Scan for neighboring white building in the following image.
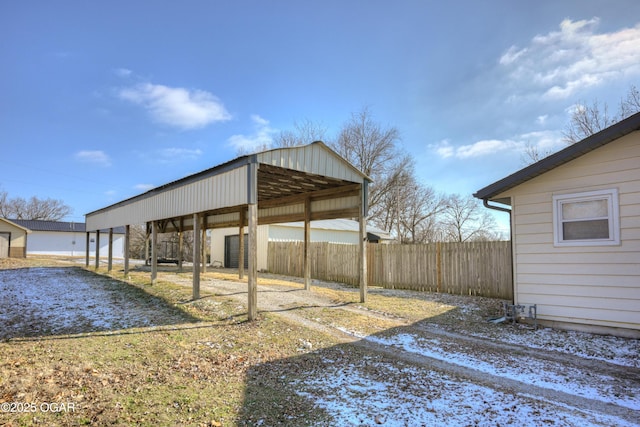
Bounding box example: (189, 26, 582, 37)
(10, 220, 125, 258)
(210, 219, 392, 270)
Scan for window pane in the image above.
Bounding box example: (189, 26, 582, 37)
(563, 219, 609, 240)
(562, 199, 608, 220)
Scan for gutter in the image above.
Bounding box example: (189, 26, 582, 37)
(482, 198, 511, 214)
(482, 199, 515, 304)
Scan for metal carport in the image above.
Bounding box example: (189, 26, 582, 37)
(85, 142, 370, 320)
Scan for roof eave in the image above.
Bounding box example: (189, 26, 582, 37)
(474, 111, 640, 201)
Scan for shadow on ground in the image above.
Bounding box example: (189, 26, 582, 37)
(0, 266, 200, 340)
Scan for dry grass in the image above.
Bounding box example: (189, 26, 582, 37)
(0, 257, 505, 426)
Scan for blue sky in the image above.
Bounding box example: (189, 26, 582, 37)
(2, 1, 640, 232)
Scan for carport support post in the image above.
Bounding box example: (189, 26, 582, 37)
(94, 231, 100, 270)
(201, 217, 207, 273)
(151, 221, 158, 285)
(192, 213, 200, 300)
(359, 184, 368, 303)
(248, 203, 258, 320)
(304, 197, 311, 290)
(238, 208, 245, 280)
(124, 225, 130, 277)
(85, 232, 90, 267)
(178, 218, 184, 272)
(107, 228, 114, 272)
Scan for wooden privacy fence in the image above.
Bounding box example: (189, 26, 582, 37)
(267, 241, 513, 300)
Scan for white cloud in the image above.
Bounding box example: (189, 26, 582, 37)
(536, 115, 548, 125)
(134, 183, 154, 192)
(500, 18, 640, 100)
(118, 82, 231, 130)
(157, 147, 203, 162)
(432, 139, 521, 159)
(456, 139, 519, 159)
(520, 129, 564, 152)
(430, 140, 454, 158)
(227, 115, 278, 154)
(114, 68, 132, 78)
(75, 150, 111, 167)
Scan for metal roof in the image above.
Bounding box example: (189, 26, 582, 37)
(85, 141, 371, 232)
(10, 219, 125, 234)
(474, 111, 640, 204)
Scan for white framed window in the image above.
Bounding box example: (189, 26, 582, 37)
(553, 189, 620, 246)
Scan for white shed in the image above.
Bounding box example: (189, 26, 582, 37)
(475, 112, 640, 338)
(210, 219, 392, 270)
(10, 220, 125, 258)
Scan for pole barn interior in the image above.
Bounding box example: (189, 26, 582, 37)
(85, 142, 371, 320)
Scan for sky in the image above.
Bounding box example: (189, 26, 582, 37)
(2, 1, 640, 232)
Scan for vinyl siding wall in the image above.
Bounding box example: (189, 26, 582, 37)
(501, 132, 640, 331)
(0, 221, 27, 258)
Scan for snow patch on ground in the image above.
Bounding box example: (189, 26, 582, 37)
(0, 267, 189, 339)
(292, 354, 637, 427)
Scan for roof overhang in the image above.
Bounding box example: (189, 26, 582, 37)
(474, 111, 640, 204)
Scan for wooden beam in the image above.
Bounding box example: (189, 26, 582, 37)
(124, 225, 130, 277)
(257, 207, 360, 227)
(304, 196, 311, 290)
(359, 185, 368, 303)
(238, 207, 245, 279)
(258, 183, 360, 208)
(151, 221, 158, 285)
(201, 215, 207, 273)
(85, 232, 90, 267)
(248, 202, 258, 321)
(107, 228, 114, 272)
(178, 218, 184, 272)
(193, 213, 201, 300)
(94, 231, 100, 270)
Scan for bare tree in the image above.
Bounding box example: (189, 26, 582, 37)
(0, 190, 72, 220)
(619, 84, 640, 118)
(375, 169, 446, 243)
(564, 84, 640, 144)
(563, 100, 618, 144)
(521, 141, 553, 165)
(274, 118, 328, 148)
(439, 194, 498, 242)
(331, 106, 408, 228)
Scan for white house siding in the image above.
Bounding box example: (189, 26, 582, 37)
(27, 231, 125, 258)
(501, 132, 640, 332)
(210, 226, 269, 270)
(210, 222, 364, 271)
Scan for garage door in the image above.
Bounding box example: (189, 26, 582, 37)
(224, 234, 248, 269)
(0, 232, 9, 258)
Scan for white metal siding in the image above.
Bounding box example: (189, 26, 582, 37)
(87, 167, 247, 230)
(501, 132, 640, 330)
(257, 143, 365, 183)
(269, 225, 359, 244)
(27, 231, 124, 258)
